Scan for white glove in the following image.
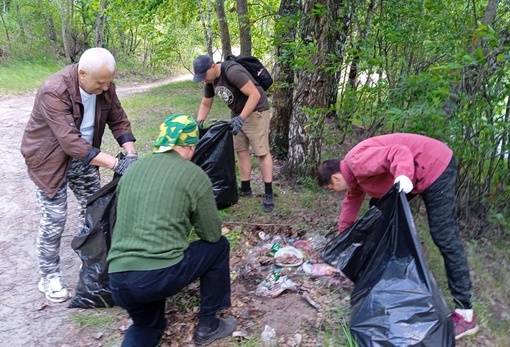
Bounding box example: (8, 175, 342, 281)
(394, 175, 413, 194)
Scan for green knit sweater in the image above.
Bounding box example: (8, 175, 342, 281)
(107, 151, 222, 273)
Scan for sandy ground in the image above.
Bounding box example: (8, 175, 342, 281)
(0, 75, 191, 347)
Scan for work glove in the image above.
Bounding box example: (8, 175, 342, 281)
(197, 120, 205, 130)
(229, 115, 244, 136)
(114, 153, 138, 176)
(394, 175, 413, 194)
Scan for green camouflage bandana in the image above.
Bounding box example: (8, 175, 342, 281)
(153, 114, 199, 153)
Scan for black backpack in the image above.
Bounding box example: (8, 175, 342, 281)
(223, 54, 273, 91)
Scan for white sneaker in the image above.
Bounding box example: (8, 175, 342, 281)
(38, 274, 71, 303)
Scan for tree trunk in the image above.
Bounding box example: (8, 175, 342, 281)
(237, 0, 251, 55)
(347, 0, 376, 89)
(287, 0, 350, 177)
(0, 10, 11, 54)
(59, 0, 72, 62)
(270, 0, 299, 159)
(198, 0, 214, 56)
(14, 3, 25, 40)
(95, 0, 109, 47)
(215, 0, 232, 59)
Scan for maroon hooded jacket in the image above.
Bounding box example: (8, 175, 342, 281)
(338, 133, 453, 232)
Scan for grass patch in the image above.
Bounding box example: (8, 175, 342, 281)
(0, 60, 63, 95)
(71, 309, 118, 329)
(318, 295, 358, 346)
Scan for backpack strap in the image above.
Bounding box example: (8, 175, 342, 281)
(220, 61, 236, 87)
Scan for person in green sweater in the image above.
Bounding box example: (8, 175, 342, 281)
(107, 114, 236, 346)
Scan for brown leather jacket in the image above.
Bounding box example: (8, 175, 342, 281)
(20, 64, 135, 198)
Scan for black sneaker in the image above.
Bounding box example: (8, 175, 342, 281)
(238, 188, 252, 197)
(263, 194, 274, 212)
(194, 316, 237, 345)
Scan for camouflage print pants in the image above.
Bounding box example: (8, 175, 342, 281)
(35, 159, 101, 276)
(421, 157, 472, 308)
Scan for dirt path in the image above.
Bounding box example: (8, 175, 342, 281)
(0, 74, 191, 347)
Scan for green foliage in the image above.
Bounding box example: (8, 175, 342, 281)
(337, 0, 510, 233)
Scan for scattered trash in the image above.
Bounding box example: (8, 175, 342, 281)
(306, 232, 328, 249)
(271, 268, 281, 281)
(260, 324, 277, 346)
(258, 231, 270, 240)
(293, 239, 313, 251)
(301, 261, 339, 276)
(232, 330, 251, 340)
(284, 333, 302, 347)
(267, 242, 282, 257)
(301, 292, 321, 310)
(255, 275, 299, 298)
(274, 246, 304, 267)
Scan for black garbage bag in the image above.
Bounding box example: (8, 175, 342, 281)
(68, 175, 120, 308)
(322, 185, 455, 347)
(192, 121, 238, 209)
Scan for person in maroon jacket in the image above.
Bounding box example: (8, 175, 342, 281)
(21, 47, 137, 303)
(317, 133, 478, 340)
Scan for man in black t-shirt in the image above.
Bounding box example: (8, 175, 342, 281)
(192, 54, 275, 212)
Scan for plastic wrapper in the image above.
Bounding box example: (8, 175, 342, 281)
(322, 185, 455, 346)
(192, 121, 238, 209)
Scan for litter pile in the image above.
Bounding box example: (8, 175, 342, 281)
(222, 227, 353, 346)
(241, 232, 346, 299)
(152, 226, 354, 346)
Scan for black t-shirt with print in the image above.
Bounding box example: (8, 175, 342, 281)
(204, 61, 269, 115)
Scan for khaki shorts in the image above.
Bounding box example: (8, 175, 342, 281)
(234, 110, 270, 156)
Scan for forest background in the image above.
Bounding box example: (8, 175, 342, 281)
(0, 0, 509, 346)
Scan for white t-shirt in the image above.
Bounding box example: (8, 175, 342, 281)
(79, 87, 97, 144)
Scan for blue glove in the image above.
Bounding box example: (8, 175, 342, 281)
(114, 154, 138, 175)
(229, 115, 244, 135)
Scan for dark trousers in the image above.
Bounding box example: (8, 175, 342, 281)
(109, 236, 231, 347)
(421, 157, 472, 307)
(370, 157, 472, 307)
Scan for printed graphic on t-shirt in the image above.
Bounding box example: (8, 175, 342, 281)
(215, 86, 234, 105)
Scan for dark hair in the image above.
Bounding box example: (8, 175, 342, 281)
(317, 159, 341, 187)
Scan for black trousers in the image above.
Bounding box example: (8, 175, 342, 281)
(109, 236, 231, 347)
(371, 157, 472, 308)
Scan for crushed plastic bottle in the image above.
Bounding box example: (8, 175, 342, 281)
(260, 324, 277, 346)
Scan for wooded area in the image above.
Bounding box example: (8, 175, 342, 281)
(1, 0, 509, 235)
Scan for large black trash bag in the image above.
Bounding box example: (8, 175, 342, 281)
(323, 186, 455, 347)
(68, 175, 120, 308)
(192, 121, 238, 209)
